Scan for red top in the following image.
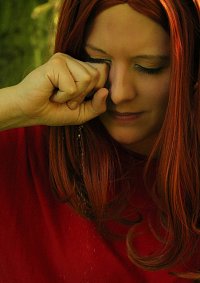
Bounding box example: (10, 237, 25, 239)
(0, 126, 197, 283)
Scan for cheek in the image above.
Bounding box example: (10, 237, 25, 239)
(137, 75, 170, 108)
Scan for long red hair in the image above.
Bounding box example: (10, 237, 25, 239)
(49, 0, 200, 279)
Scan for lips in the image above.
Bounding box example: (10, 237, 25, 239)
(110, 110, 141, 116)
(108, 110, 143, 122)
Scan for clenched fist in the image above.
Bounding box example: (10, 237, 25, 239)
(0, 52, 109, 130)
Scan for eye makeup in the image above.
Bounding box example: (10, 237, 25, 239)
(134, 64, 164, 75)
(83, 56, 112, 67)
(81, 55, 110, 101)
(85, 55, 164, 75)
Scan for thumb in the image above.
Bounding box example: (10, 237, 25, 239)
(38, 88, 109, 126)
(78, 88, 108, 123)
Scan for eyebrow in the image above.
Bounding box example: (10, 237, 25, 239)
(85, 43, 170, 61)
(85, 44, 109, 55)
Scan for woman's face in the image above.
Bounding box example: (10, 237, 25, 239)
(85, 4, 170, 155)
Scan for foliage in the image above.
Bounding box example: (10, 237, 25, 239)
(0, 0, 60, 87)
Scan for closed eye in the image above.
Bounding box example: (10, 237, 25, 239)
(83, 56, 112, 66)
(134, 64, 163, 75)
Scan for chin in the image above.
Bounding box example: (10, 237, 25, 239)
(107, 128, 146, 146)
(104, 127, 158, 155)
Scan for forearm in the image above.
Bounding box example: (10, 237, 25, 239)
(0, 85, 31, 131)
(0, 54, 108, 131)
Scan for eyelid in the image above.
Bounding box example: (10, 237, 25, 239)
(134, 64, 163, 74)
(85, 56, 112, 65)
(83, 54, 164, 75)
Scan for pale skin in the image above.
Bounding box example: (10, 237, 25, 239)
(85, 4, 171, 155)
(0, 54, 109, 130)
(0, 4, 170, 156)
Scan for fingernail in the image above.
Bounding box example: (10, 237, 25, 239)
(67, 101, 78, 109)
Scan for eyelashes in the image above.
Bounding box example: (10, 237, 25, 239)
(84, 56, 112, 67)
(84, 56, 163, 75)
(134, 64, 163, 75)
(82, 56, 110, 101)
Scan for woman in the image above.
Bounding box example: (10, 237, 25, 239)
(0, 0, 199, 282)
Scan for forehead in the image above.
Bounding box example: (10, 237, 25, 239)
(86, 4, 170, 56)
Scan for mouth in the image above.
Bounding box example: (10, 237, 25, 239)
(107, 110, 144, 122)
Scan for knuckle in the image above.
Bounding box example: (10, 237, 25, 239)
(52, 52, 63, 58)
(92, 69, 100, 80)
(50, 53, 67, 65)
(67, 86, 77, 95)
(49, 56, 62, 66)
(82, 74, 91, 84)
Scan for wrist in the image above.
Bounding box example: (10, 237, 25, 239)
(0, 85, 35, 130)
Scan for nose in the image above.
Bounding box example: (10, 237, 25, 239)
(107, 64, 137, 105)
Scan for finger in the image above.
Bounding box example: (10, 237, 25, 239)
(66, 64, 100, 109)
(50, 55, 96, 104)
(76, 60, 109, 92)
(75, 88, 109, 124)
(47, 56, 77, 103)
(66, 58, 95, 95)
(53, 59, 94, 108)
(87, 62, 109, 89)
(44, 88, 108, 126)
(67, 62, 109, 109)
(83, 62, 109, 100)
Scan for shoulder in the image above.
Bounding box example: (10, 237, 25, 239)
(0, 126, 49, 170)
(0, 126, 50, 199)
(0, 126, 48, 149)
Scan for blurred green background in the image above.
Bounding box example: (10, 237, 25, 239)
(0, 0, 60, 88)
